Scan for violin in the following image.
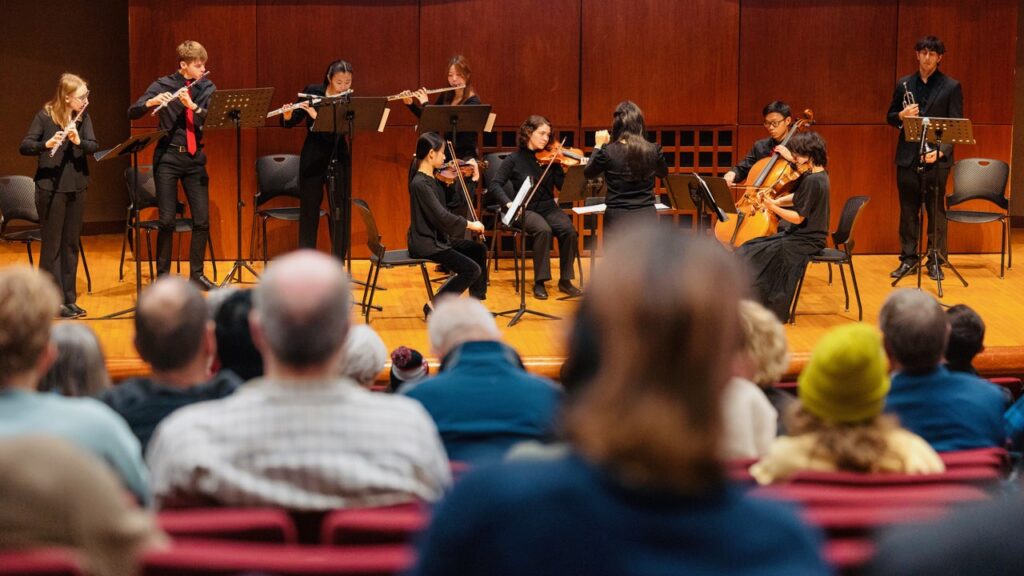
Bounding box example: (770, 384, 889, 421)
(435, 159, 488, 185)
(535, 145, 586, 166)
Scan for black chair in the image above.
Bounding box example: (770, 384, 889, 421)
(946, 158, 1011, 278)
(353, 198, 434, 323)
(249, 154, 330, 265)
(119, 166, 217, 281)
(0, 174, 91, 293)
(789, 195, 871, 324)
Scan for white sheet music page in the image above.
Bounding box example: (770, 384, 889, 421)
(503, 177, 532, 227)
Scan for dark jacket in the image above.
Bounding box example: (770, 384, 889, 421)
(886, 70, 963, 168)
(20, 110, 98, 192)
(129, 72, 216, 151)
(408, 172, 467, 257)
(280, 83, 351, 175)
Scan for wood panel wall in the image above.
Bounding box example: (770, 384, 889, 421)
(128, 0, 1017, 258)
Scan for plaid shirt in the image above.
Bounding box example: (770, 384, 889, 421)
(147, 377, 451, 510)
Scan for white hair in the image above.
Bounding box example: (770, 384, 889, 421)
(427, 296, 501, 356)
(340, 324, 388, 387)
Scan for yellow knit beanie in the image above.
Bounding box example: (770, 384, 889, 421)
(798, 323, 891, 423)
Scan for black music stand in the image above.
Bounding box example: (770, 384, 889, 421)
(665, 174, 732, 235)
(556, 165, 600, 298)
(892, 116, 975, 297)
(312, 96, 388, 267)
(96, 129, 167, 319)
(205, 87, 275, 286)
(417, 104, 493, 149)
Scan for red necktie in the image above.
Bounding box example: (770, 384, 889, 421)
(185, 79, 197, 155)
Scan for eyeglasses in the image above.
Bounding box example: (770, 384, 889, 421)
(763, 120, 786, 129)
(70, 93, 89, 103)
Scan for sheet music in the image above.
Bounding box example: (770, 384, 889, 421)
(377, 108, 390, 133)
(571, 202, 671, 215)
(503, 177, 532, 226)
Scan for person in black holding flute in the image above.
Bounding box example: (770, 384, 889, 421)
(20, 73, 98, 318)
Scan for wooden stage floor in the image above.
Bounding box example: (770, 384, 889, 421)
(4, 234, 1024, 381)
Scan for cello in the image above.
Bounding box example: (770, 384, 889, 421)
(714, 109, 815, 248)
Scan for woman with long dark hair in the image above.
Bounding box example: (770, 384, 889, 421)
(20, 73, 97, 318)
(584, 100, 668, 232)
(408, 132, 487, 315)
(281, 59, 353, 250)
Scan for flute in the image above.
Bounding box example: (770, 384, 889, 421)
(49, 102, 88, 158)
(386, 85, 464, 102)
(267, 89, 354, 118)
(151, 70, 210, 116)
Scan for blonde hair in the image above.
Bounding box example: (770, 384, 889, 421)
(44, 73, 87, 127)
(177, 40, 208, 65)
(785, 401, 904, 473)
(0, 266, 60, 380)
(737, 299, 789, 387)
(566, 224, 745, 494)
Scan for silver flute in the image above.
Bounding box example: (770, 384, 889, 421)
(151, 70, 210, 116)
(49, 102, 88, 158)
(266, 88, 354, 118)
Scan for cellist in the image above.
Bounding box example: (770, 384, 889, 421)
(736, 131, 830, 322)
(724, 101, 795, 186)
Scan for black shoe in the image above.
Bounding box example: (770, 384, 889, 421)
(67, 303, 87, 318)
(928, 264, 945, 281)
(191, 275, 217, 292)
(890, 262, 918, 278)
(558, 280, 583, 297)
(470, 292, 487, 302)
(423, 303, 433, 320)
(533, 283, 549, 300)
(57, 304, 83, 319)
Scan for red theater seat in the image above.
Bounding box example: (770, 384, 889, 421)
(788, 467, 1000, 487)
(321, 503, 427, 546)
(158, 508, 298, 543)
(752, 482, 990, 507)
(0, 548, 84, 576)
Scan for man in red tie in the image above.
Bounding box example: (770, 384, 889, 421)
(129, 40, 217, 290)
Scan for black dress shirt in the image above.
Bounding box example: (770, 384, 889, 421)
(584, 141, 668, 210)
(128, 72, 215, 150)
(408, 172, 469, 257)
(487, 148, 565, 213)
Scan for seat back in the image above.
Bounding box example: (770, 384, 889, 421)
(830, 195, 870, 250)
(0, 548, 84, 576)
(255, 154, 302, 207)
(0, 175, 40, 227)
(483, 152, 513, 206)
(123, 165, 158, 211)
(949, 158, 1010, 210)
(320, 503, 426, 546)
(353, 198, 386, 258)
(158, 508, 298, 543)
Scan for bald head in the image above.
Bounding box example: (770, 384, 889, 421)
(428, 296, 501, 357)
(254, 250, 352, 368)
(135, 276, 208, 371)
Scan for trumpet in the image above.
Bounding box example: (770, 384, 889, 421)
(266, 89, 354, 118)
(151, 70, 210, 116)
(902, 81, 916, 109)
(386, 84, 465, 102)
(49, 102, 88, 158)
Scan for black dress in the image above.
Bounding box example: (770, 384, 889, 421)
(19, 109, 99, 306)
(407, 94, 482, 216)
(583, 141, 668, 232)
(281, 83, 351, 251)
(736, 170, 830, 321)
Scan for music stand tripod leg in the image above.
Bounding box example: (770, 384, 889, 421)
(220, 114, 260, 287)
(494, 213, 561, 328)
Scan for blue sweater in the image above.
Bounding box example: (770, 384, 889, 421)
(411, 455, 829, 576)
(402, 341, 562, 464)
(886, 366, 1006, 451)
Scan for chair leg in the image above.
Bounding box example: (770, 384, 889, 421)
(207, 237, 218, 282)
(248, 212, 258, 264)
(361, 261, 376, 323)
(489, 219, 501, 272)
(79, 240, 92, 294)
(119, 207, 132, 281)
(176, 233, 182, 274)
(789, 265, 809, 324)
(826, 262, 833, 285)
(365, 262, 384, 324)
(145, 232, 155, 281)
(25, 242, 34, 267)
(837, 261, 850, 312)
(420, 263, 435, 300)
(847, 257, 863, 322)
(262, 217, 270, 267)
(1000, 219, 1007, 278)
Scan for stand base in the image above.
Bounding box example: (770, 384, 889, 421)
(891, 249, 968, 298)
(494, 306, 561, 328)
(100, 306, 137, 320)
(220, 259, 261, 287)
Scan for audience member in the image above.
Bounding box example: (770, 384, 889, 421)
(340, 324, 388, 388)
(402, 296, 562, 464)
(558, 299, 600, 397)
(212, 288, 263, 382)
(147, 250, 450, 510)
(944, 303, 986, 376)
(37, 322, 111, 397)
(721, 300, 786, 459)
(750, 323, 944, 484)
(389, 346, 429, 392)
(0, 266, 149, 504)
(0, 436, 166, 576)
(100, 277, 240, 452)
(411, 225, 828, 576)
(881, 289, 1005, 451)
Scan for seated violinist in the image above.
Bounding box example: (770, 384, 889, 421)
(487, 115, 580, 300)
(735, 131, 830, 321)
(724, 101, 793, 186)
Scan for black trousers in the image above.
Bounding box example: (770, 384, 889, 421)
(153, 147, 209, 278)
(897, 163, 950, 264)
(603, 205, 657, 236)
(429, 239, 487, 300)
(522, 204, 578, 284)
(298, 140, 349, 253)
(35, 187, 85, 305)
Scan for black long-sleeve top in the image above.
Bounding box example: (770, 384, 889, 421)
(407, 94, 481, 161)
(729, 136, 782, 184)
(583, 141, 668, 210)
(487, 148, 565, 213)
(885, 69, 962, 168)
(280, 83, 351, 165)
(408, 172, 469, 257)
(20, 109, 98, 192)
(128, 72, 215, 150)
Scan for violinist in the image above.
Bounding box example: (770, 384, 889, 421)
(403, 55, 481, 217)
(724, 101, 793, 186)
(19, 73, 97, 319)
(280, 59, 353, 251)
(736, 131, 830, 321)
(487, 115, 581, 300)
(129, 40, 216, 290)
(886, 36, 962, 281)
(408, 132, 487, 313)
(584, 100, 668, 232)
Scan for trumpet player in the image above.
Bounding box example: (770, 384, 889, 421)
(129, 40, 217, 290)
(886, 35, 963, 281)
(19, 73, 97, 319)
